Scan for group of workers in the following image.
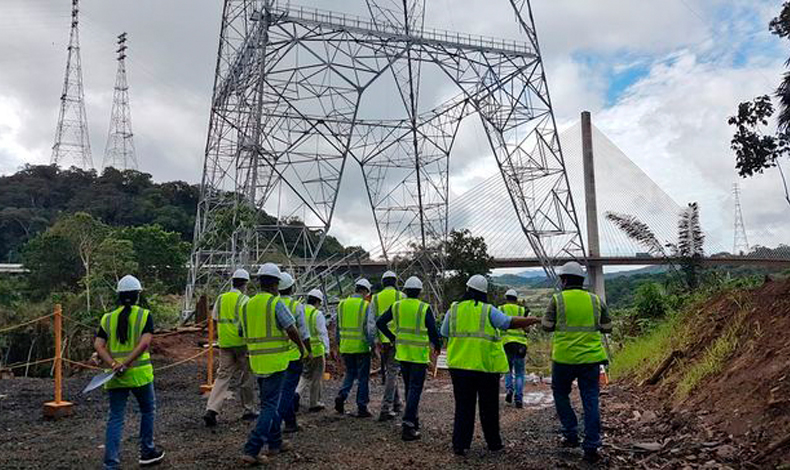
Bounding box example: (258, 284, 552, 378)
(93, 260, 611, 469)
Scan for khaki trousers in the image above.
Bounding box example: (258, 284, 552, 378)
(206, 346, 254, 414)
(296, 355, 325, 408)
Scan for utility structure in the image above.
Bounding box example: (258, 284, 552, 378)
(103, 33, 138, 170)
(51, 0, 92, 170)
(186, 0, 585, 311)
(732, 182, 749, 255)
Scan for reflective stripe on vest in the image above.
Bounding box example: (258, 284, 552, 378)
(305, 305, 326, 356)
(241, 293, 291, 375)
(102, 306, 154, 389)
(372, 288, 403, 344)
(551, 290, 608, 364)
(393, 299, 430, 364)
(281, 296, 304, 361)
(500, 303, 528, 345)
(338, 296, 370, 354)
(216, 291, 247, 348)
(446, 301, 509, 373)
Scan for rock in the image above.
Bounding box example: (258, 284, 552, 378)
(640, 410, 658, 424)
(714, 444, 736, 460)
(633, 442, 663, 452)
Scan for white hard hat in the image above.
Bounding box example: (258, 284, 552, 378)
(117, 274, 142, 293)
(557, 261, 585, 278)
(307, 288, 324, 302)
(257, 262, 282, 279)
(232, 269, 250, 281)
(466, 274, 488, 293)
(382, 270, 397, 280)
(278, 272, 295, 291)
(355, 278, 372, 291)
(404, 276, 423, 290)
(505, 289, 518, 298)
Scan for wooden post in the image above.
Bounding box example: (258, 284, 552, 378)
(199, 296, 214, 394)
(44, 304, 73, 419)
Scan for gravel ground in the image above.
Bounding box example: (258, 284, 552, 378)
(0, 358, 608, 469)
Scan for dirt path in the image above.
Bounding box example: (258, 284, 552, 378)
(1, 359, 608, 469)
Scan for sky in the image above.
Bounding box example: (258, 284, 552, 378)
(0, 0, 788, 264)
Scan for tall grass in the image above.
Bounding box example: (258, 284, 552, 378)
(609, 312, 688, 382)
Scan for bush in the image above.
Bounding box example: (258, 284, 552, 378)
(634, 282, 668, 319)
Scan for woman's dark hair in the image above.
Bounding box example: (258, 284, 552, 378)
(116, 290, 140, 344)
(461, 288, 487, 305)
(404, 288, 421, 299)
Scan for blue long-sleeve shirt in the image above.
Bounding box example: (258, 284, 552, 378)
(440, 302, 512, 338)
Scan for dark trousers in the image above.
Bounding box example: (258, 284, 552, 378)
(449, 369, 502, 451)
(551, 362, 602, 451)
(244, 371, 285, 457)
(278, 359, 303, 426)
(337, 353, 371, 410)
(400, 361, 427, 429)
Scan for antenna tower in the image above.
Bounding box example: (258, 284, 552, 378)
(51, 0, 92, 169)
(103, 33, 137, 170)
(732, 182, 749, 255)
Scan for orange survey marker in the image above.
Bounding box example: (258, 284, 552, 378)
(599, 364, 609, 387)
(199, 295, 214, 394)
(43, 304, 74, 419)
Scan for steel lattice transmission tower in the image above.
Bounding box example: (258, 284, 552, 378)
(103, 33, 138, 170)
(186, 0, 585, 310)
(732, 182, 749, 255)
(51, 0, 92, 169)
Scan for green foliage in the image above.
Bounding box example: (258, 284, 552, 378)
(442, 229, 493, 300)
(634, 282, 668, 320)
(90, 237, 138, 311)
(117, 225, 189, 293)
(609, 311, 689, 382)
(21, 232, 82, 298)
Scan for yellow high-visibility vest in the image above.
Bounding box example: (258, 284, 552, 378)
(446, 300, 508, 373)
(101, 306, 154, 389)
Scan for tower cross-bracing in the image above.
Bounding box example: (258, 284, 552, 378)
(186, 0, 585, 310)
(51, 0, 92, 170)
(103, 33, 138, 170)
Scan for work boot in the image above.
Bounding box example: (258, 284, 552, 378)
(453, 448, 467, 457)
(515, 400, 523, 409)
(139, 448, 165, 466)
(266, 440, 293, 456)
(488, 443, 505, 453)
(240, 454, 269, 466)
(334, 396, 345, 414)
(402, 426, 421, 441)
(560, 437, 580, 448)
(283, 422, 301, 434)
(354, 407, 373, 418)
(203, 410, 218, 428)
(241, 411, 259, 422)
(583, 449, 601, 463)
(378, 411, 397, 422)
(393, 403, 402, 414)
(505, 391, 513, 404)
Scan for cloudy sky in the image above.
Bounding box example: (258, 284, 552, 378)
(1, 0, 788, 257)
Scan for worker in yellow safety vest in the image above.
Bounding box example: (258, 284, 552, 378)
(440, 274, 540, 457)
(370, 270, 405, 421)
(375, 276, 442, 441)
(542, 261, 612, 463)
(94, 275, 165, 469)
(334, 278, 375, 418)
(295, 289, 330, 412)
(204, 268, 256, 428)
(500, 288, 530, 409)
(277, 272, 312, 434)
(240, 263, 306, 467)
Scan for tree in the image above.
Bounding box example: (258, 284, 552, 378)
(728, 3, 790, 207)
(634, 282, 668, 320)
(90, 237, 138, 311)
(118, 225, 190, 293)
(442, 229, 493, 300)
(50, 212, 110, 313)
(21, 232, 82, 298)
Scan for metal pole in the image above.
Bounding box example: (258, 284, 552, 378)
(581, 111, 606, 301)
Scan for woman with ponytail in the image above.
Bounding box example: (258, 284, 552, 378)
(94, 275, 165, 469)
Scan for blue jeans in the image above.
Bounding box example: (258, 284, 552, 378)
(337, 353, 370, 410)
(104, 382, 156, 470)
(278, 360, 303, 426)
(505, 353, 526, 402)
(244, 372, 285, 457)
(400, 361, 427, 429)
(551, 362, 602, 451)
